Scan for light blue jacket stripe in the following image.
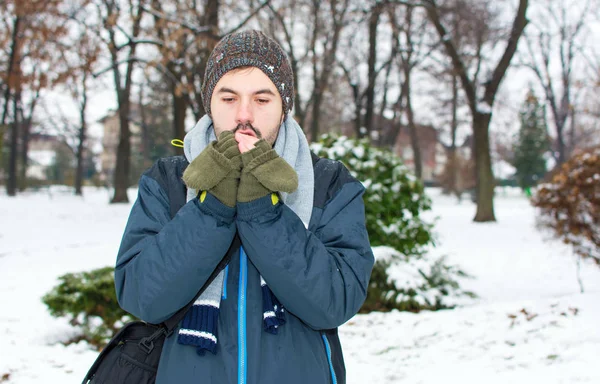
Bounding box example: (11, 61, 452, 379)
(238, 247, 248, 384)
(322, 334, 337, 384)
(222, 265, 229, 300)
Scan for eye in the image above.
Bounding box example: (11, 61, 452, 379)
(257, 98, 270, 104)
(222, 97, 236, 103)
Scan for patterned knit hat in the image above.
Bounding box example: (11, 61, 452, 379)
(201, 30, 295, 117)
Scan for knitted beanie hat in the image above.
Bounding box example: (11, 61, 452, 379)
(201, 30, 295, 117)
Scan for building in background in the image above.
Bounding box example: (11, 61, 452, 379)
(339, 116, 444, 184)
(98, 103, 173, 187)
(26, 133, 68, 180)
(394, 124, 444, 184)
(98, 108, 142, 186)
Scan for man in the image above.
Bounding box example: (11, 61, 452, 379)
(115, 30, 373, 384)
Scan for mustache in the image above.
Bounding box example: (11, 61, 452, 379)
(233, 123, 262, 138)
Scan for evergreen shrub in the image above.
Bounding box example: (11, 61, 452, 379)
(42, 267, 133, 349)
(311, 134, 474, 312)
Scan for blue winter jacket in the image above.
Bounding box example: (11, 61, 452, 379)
(114, 153, 374, 384)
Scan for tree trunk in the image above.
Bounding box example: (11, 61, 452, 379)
(556, 120, 566, 165)
(310, 91, 323, 142)
(425, 0, 527, 222)
(404, 67, 422, 179)
(384, 84, 406, 149)
(568, 106, 576, 158)
(0, 124, 5, 175)
(109, 1, 145, 204)
(111, 102, 131, 203)
(353, 86, 362, 139)
(18, 90, 39, 191)
(138, 88, 151, 167)
(473, 112, 496, 222)
(7, 91, 19, 196)
(307, 0, 347, 140)
(364, 4, 381, 138)
(190, 0, 219, 121)
(1, 16, 20, 127)
(74, 89, 87, 196)
(339, 63, 362, 139)
(172, 88, 186, 154)
(448, 73, 459, 196)
(18, 117, 29, 191)
(3, 16, 21, 196)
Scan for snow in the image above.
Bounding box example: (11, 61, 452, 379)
(477, 102, 493, 114)
(1, 187, 600, 383)
(493, 159, 516, 179)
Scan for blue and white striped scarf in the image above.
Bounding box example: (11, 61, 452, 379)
(178, 114, 314, 354)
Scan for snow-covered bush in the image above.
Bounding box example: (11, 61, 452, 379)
(42, 267, 133, 349)
(311, 134, 434, 257)
(532, 146, 600, 265)
(362, 247, 475, 312)
(311, 134, 474, 311)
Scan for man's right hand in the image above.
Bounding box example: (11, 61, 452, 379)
(235, 130, 260, 153)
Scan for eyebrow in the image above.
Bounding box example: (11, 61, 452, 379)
(216, 87, 277, 96)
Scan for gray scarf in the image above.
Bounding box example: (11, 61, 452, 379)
(177, 114, 314, 354)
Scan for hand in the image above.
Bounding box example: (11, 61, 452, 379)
(237, 139, 298, 203)
(182, 131, 242, 207)
(235, 131, 260, 153)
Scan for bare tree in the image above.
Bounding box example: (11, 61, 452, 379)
(263, 0, 312, 128)
(422, 0, 486, 197)
(56, 30, 101, 195)
(363, 1, 385, 139)
(424, 0, 529, 222)
(145, 0, 219, 146)
(308, 0, 350, 140)
(0, 0, 70, 195)
(389, 3, 436, 179)
(520, 0, 594, 166)
(81, 0, 147, 203)
(336, 2, 404, 144)
(144, 0, 270, 144)
(17, 81, 41, 191)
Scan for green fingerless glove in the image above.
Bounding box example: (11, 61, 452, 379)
(237, 139, 298, 203)
(182, 131, 242, 207)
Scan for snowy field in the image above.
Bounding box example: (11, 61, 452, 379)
(1, 186, 599, 383)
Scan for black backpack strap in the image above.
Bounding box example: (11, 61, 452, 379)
(168, 156, 189, 220)
(310, 151, 319, 166)
(162, 234, 239, 333)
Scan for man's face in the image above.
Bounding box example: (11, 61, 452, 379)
(210, 67, 284, 152)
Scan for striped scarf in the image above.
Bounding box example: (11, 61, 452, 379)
(178, 115, 314, 354)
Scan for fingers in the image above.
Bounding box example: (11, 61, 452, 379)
(235, 131, 260, 153)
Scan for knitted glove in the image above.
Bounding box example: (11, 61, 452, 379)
(237, 139, 298, 203)
(182, 131, 242, 207)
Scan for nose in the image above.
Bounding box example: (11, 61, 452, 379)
(235, 99, 254, 125)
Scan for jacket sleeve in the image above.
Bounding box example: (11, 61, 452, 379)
(115, 173, 236, 324)
(236, 179, 374, 330)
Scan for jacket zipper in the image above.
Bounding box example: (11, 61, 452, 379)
(321, 334, 338, 384)
(238, 247, 248, 384)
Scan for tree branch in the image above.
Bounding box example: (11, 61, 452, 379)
(423, 0, 477, 113)
(140, 5, 212, 35)
(223, 0, 272, 36)
(482, 0, 529, 105)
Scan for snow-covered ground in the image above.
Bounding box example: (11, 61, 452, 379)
(1, 186, 599, 383)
